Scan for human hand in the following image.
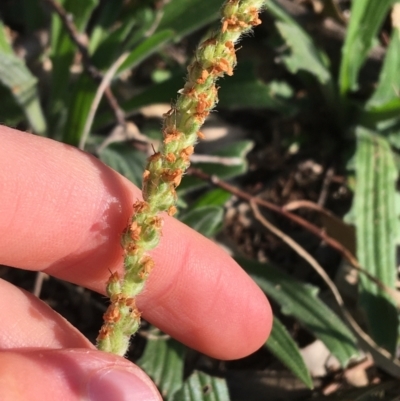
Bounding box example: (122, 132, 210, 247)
(0, 126, 272, 400)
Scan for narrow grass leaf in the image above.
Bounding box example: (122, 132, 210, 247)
(265, 317, 313, 389)
(239, 257, 359, 366)
(88, 0, 124, 54)
(339, 0, 395, 94)
(354, 127, 398, 354)
(172, 371, 230, 401)
(138, 336, 185, 400)
(48, 0, 99, 132)
(61, 75, 97, 146)
(117, 30, 175, 76)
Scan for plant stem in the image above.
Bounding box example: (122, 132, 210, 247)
(97, 0, 264, 356)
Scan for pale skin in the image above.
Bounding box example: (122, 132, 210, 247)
(0, 126, 272, 401)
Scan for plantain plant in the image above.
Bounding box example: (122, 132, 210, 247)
(2, 0, 400, 399)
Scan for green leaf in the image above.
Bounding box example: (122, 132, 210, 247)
(180, 206, 224, 237)
(98, 142, 147, 187)
(88, 0, 124, 54)
(218, 61, 295, 114)
(117, 29, 175, 75)
(172, 371, 230, 401)
(265, 317, 313, 389)
(265, 1, 332, 85)
(239, 257, 360, 366)
(61, 74, 97, 145)
(48, 0, 99, 132)
(156, 0, 223, 40)
(0, 22, 46, 135)
(360, 98, 400, 127)
(0, 85, 25, 126)
(179, 140, 253, 194)
(339, 0, 395, 95)
(367, 27, 400, 109)
(193, 188, 231, 208)
(138, 335, 185, 400)
(354, 127, 398, 354)
(91, 19, 136, 70)
(93, 72, 183, 129)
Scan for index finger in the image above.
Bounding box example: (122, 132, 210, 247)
(0, 126, 272, 359)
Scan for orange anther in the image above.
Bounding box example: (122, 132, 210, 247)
(130, 307, 142, 320)
(167, 205, 177, 216)
(107, 271, 120, 285)
(162, 168, 183, 187)
(180, 146, 194, 162)
(125, 297, 137, 310)
(197, 69, 209, 84)
(104, 304, 121, 323)
(126, 243, 140, 255)
(129, 221, 142, 241)
(165, 153, 176, 163)
(97, 325, 112, 340)
(132, 201, 149, 214)
(138, 256, 155, 279)
(163, 127, 182, 144)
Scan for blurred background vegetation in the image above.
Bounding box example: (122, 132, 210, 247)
(2, 0, 400, 399)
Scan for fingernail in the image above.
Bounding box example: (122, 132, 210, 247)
(88, 368, 159, 401)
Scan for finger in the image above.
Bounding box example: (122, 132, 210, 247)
(0, 349, 161, 401)
(0, 279, 93, 350)
(0, 126, 272, 359)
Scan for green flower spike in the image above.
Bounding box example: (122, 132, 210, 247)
(97, 0, 264, 356)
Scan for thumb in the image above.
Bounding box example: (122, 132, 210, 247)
(0, 349, 162, 401)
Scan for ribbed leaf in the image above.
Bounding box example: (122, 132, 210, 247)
(367, 26, 400, 109)
(0, 22, 46, 135)
(354, 127, 398, 354)
(138, 336, 185, 400)
(239, 257, 360, 366)
(180, 206, 224, 237)
(265, 317, 313, 389)
(172, 371, 230, 401)
(339, 0, 395, 94)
